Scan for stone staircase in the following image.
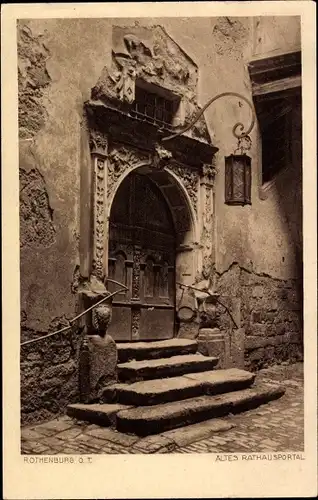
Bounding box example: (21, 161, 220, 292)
(67, 339, 285, 436)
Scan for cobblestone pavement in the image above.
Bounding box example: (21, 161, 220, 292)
(21, 363, 304, 455)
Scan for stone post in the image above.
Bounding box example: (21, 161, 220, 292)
(78, 276, 117, 403)
(229, 297, 245, 369)
(197, 293, 226, 367)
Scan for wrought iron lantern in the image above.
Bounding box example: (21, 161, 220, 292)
(225, 133, 252, 206)
(224, 153, 251, 206)
(161, 92, 255, 206)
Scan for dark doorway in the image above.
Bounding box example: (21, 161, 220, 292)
(107, 171, 176, 341)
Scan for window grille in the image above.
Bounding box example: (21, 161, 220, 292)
(131, 86, 178, 127)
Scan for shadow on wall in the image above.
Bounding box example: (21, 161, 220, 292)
(273, 99, 303, 290)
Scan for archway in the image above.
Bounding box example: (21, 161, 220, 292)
(107, 166, 195, 342)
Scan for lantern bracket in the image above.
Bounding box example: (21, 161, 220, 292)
(234, 134, 252, 155)
(161, 92, 255, 143)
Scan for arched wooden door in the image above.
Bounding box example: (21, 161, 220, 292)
(107, 171, 176, 341)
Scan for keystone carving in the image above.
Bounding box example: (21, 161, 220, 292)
(153, 143, 173, 170)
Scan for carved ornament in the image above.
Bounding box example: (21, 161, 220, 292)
(152, 143, 172, 170)
(205, 187, 212, 225)
(92, 303, 113, 336)
(107, 145, 149, 198)
(132, 248, 142, 299)
(92, 26, 197, 106)
(201, 162, 217, 185)
(169, 162, 198, 215)
(131, 308, 140, 339)
(89, 129, 108, 157)
(109, 56, 137, 104)
(93, 158, 106, 279)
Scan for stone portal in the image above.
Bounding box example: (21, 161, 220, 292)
(80, 24, 218, 341)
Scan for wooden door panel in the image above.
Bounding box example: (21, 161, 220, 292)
(107, 304, 132, 341)
(108, 172, 176, 341)
(139, 307, 175, 340)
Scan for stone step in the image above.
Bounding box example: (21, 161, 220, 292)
(118, 354, 219, 382)
(116, 382, 285, 435)
(101, 368, 256, 406)
(117, 339, 198, 363)
(66, 403, 132, 427)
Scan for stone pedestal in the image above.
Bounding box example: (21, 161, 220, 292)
(197, 328, 225, 368)
(78, 276, 118, 402)
(79, 334, 118, 403)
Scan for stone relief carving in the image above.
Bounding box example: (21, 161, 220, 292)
(169, 162, 198, 215)
(131, 308, 140, 339)
(89, 129, 108, 156)
(92, 26, 197, 105)
(92, 158, 106, 279)
(90, 25, 214, 145)
(200, 182, 214, 281)
(92, 302, 113, 335)
(152, 143, 173, 170)
(107, 145, 149, 198)
(183, 100, 212, 143)
(205, 187, 212, 224)
(194, 254, 214, 283)
(109, 56, 137, 103)
(202, 162, 217, 185)
(132, 248, 142, 299)
(202, 255, 214, 280)
(115, 27, 193, 94)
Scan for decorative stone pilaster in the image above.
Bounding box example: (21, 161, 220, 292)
(89, 129, 108, 281)
(199, 161, 217, 279)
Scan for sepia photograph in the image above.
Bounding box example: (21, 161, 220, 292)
(2, 2, 317, 499)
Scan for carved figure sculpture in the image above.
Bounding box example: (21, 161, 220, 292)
(78, 276, 117, 403)
(192, 278, 214, 313)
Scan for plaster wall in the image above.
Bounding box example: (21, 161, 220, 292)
(19, 18, 115, 423)
(252, 16, 301, 58)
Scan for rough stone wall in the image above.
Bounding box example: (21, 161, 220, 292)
(217, 264, 302, 371)
(20, 327, 84, 424)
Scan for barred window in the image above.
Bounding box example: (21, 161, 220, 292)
(131, 85, 179, 127)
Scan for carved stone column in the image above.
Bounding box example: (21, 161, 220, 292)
(89, 130, 109, 280)
(199, 161, 217, 280)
